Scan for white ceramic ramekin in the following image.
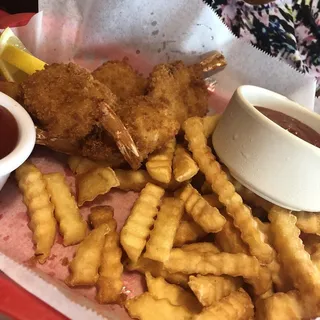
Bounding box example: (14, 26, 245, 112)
(0, 92, 35, 191)
(212, 85, 320, 212)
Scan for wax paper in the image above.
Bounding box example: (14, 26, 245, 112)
(0, 0, 318, 319)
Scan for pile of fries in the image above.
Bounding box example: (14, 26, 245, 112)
(15, 114, 320, 319)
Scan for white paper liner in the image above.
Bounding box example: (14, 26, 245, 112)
(0, 253, 107, 320)
(0, 0, 319, 319)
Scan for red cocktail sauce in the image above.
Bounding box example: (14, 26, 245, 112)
(0, 106, 19, 159)
(256, 106, 320, 148)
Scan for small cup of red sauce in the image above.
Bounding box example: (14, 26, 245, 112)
(0, 92, 35, 191)
(212, 85, 320, 212)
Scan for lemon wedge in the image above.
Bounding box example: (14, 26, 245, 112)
(1, 45, 46, 75)
(0, 27, 46, 82)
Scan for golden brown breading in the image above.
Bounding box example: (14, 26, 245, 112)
(19, 60, 208, 168)
(148, 61, 208, 124)
(80, 129, 125, 167)
(116, 96, 180, 161)
(92, 60, 147, 101)
(21, 63, 117, 142)
(0, 81, 21, 101)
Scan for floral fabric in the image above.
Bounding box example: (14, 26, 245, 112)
(205, 0, 320, 88)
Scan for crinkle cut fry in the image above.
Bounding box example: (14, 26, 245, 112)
(178, 183, 225, 233)
(125, 293, 192, 320)
(202, 114, 221, 138)
(292, 211, 320, 235)
(76, 166, 120, 206)
(88, 205, 116, 230)
(146, 138, 176, 184)
(173, 144, 199, 182)
(255, 290, 319, 320)
(66, 224, 108, 286)
(144, 197, 184, 262)
(192, 289, 254, 320)
(181, 242, 220, 253)
(173, 220, 207, 247)
(120, 183, 165, 262)
(188, 275, 242, 307)
(114, 169, 155, 192)
(44, 173, 87, 246)
(96, 217, 123, 304)
(125, 257, 189, 288)
(182, 117, 274, 264)
(215, 216, 250, 255)
(254, 216, 293, 292)
(15, 162, 56, 264)
(269, 206, 320, 301)
(215, 217, 272, 295)
(145, 272, 202, 313)
(164, 248, 260, 279)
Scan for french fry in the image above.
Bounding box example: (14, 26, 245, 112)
(66, 224, 108, 286)
(202, 114, 221, 138)
(202, 194, 223, 209)
(145, 273, 202, 313)
(125, 293, 192, 320)
(215, 216, 272, 295)
(310, 243, 320, 270)
(76, 167, 120, 206)
(181, 242, 220, 254)
(267, 258, 294, 293)
(68, 156, 99, 175)
(115, 169, 155, 192)
(174, 220, 207, 247)
(88, 205, 116, 231)
(269, 206, 320, 300)
(15, 162, 56, 264)
(164, 249, 260, 279)
(44, 173, 87, 246)
(255, 290, 318, 320)
(188, 275, 242, 307)
(215, 217, 250, 255)
(246, 266, 272, 296)
(292, 211, 320, 235)
(146, 138, 176, 184)
(177, 184, 225, 233)
(144, 198, 184, 262)
(95, 211, 123, 304)
(120, 183, 165, 262)
(173, 145, 199, 182)
(254, 217, 270, 241)
(236, 183, 272, 213)
(125, 257, 189, 288)
(193, 289, 254, 320)
(183, 117, 274, 264)
(255, 216, 293, 292)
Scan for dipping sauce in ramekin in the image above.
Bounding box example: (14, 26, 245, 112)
(0, 105, 19, 159)
(0, 92, 35, 192)
(256, 107, 320, 148)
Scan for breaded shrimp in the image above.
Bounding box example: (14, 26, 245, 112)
(21, 63, 117, 142)
(148, 61, 208, 124)
(92, 59, 147, 101)
(116, 96, 180, 161)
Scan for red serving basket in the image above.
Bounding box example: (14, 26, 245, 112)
(0, 11, 68, 320)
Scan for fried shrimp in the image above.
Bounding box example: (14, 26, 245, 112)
(148, 61, 208, 124)
(92, 59, 147, 101)
(116, 96, 180, 161)
(22, 63, 117, 142)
